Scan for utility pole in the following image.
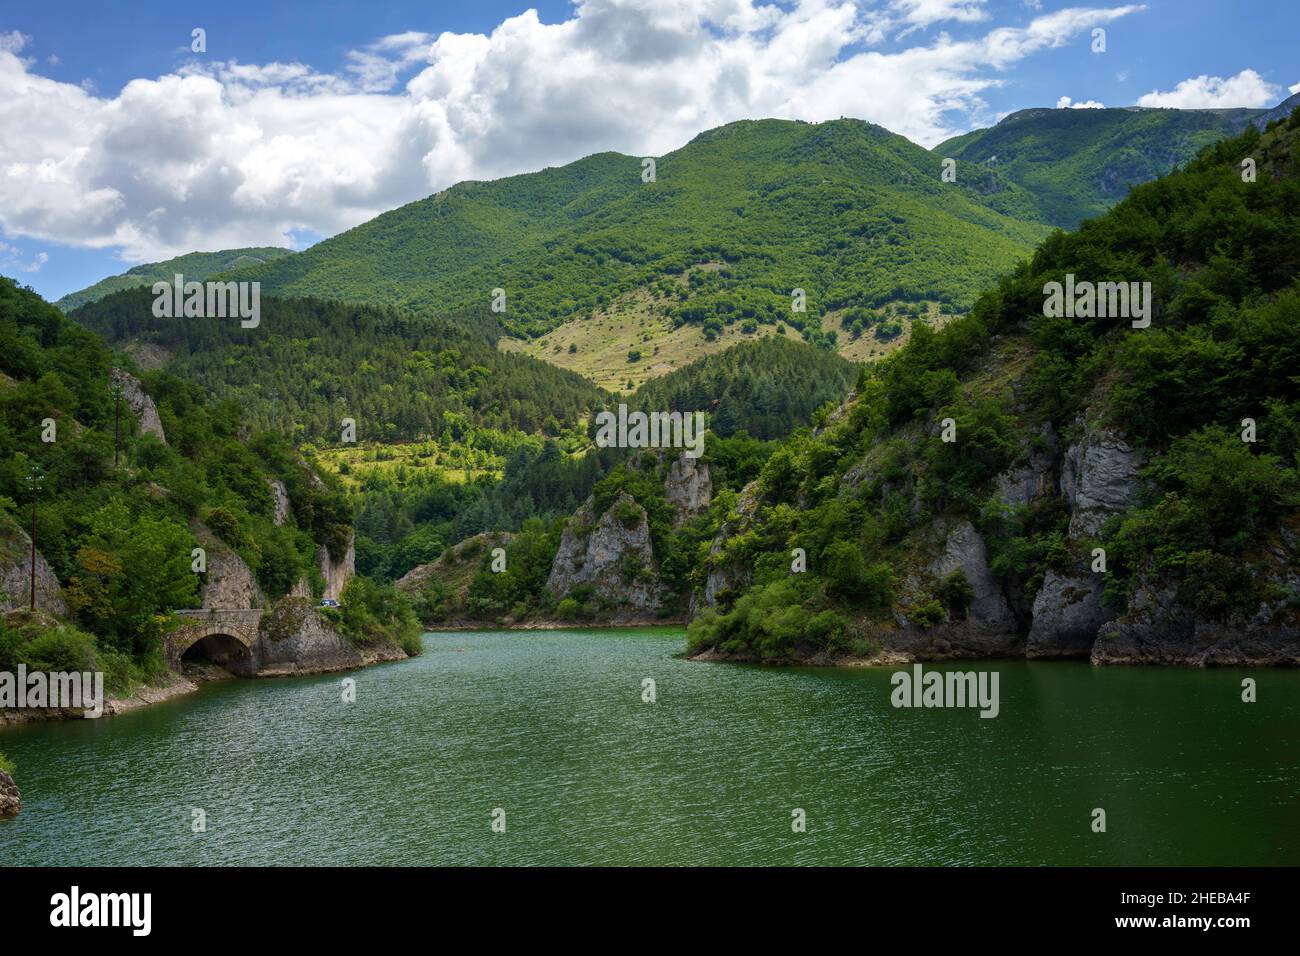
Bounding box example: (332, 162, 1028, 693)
(111, 380, 124, 468)
(25, 465, 43, 613)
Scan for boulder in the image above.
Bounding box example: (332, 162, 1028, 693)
(0, 768, 18, 817)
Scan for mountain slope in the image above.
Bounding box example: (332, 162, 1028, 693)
(71, 289, 612, 442)
(224, 118, 1054, 344)
(56, 246, 294, 313)
(937, 105, 1267, 229)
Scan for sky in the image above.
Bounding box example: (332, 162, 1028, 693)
(1, 0, 1297, 301)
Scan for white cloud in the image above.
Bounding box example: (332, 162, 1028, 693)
(1137, 68, 1279, 109)
(0, 31, 29, 54)
(0, 0, 1146, 262)
(0, 240, 48, 272)
(1290, 80, 1300, 95)
(1056, 95, 1104, 108)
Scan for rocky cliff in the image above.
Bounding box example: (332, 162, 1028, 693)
(110, 367, 166, 442)
(1026, 416, 1145, 658)
(252, 595, 406, 676)
(191, 520, 265, 609)
(546, 491, 666, 613)
(0, 517, 68, 616)
(318, 533, 355, 602)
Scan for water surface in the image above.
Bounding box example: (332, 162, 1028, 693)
(3, 628, 1299, 865)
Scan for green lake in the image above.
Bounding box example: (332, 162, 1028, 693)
(3, 627, 1299, 865)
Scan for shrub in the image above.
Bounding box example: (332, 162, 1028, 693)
(906, 598, 946, 629)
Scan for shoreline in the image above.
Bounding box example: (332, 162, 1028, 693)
(0, 642, 411, 728)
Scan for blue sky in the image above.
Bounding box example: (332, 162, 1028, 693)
(1, 0, 1296, 301)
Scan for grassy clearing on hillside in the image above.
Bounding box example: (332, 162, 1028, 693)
(501, 272, 948, 386)
(314, 442, 506, 490)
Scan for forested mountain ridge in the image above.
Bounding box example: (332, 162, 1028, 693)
(217, 117, 1053, 342)
(71, 289, 612, 442)
(54, 246, 293, 313)
(937, 104, 1271, 229)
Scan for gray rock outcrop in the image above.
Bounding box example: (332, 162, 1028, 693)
(0, 768, 19, 816)
(927, 519, 1014, 628)
(1059, 422, 1145, 537)
(693, 479, 762, 618)
(318, 532, 355, 602)
(546, 492, 665, 611)
(0, 523, 68, 617)
(664, 454, 712, 527)
(251, 596, 405, 676)
(192, 522, 265, 610)
(1027, 418, 1143, 656)
(267, 478, 291, 526)
(110, 368, 165, 442)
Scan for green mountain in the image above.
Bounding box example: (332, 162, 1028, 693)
(937, 105, 1267, 229)
(55, 246, 294, 313)
(222, 118, 1053, 345)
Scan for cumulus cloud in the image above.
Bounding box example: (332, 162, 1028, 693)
(1290, 80, 1300, 95)
(1056, 95, 1104, 108)
(1137, 68, 1280, 109)
(0, 0, 1145, 262)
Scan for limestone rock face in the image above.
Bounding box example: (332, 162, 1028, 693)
(1059, 422, 1144, 537)
(267, 478, 291, 526)
(110, 368, 165, 442)
(0, 522, 68, 616)
(663, 454, 712, 527)
(318, 532, 355, 602)
(192, 522, 265, 610)
(993, 424, 1057, 508)
(692, 479, 762, 619)
(251, 596, 406, 676)
(546, 492, 664, 611)
(926, 519, 1013, 628)
(1027, 569, 1113, 657)
(0, 768, 19, 817)
(1026, 419, 1142, 655)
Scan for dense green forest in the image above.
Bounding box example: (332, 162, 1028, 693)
(630, 337, 857, 439)
(938, 105, 1265, 229)
(216, 119, 1052, 341)
(72, 289, 612, 441)
(0, 277, 418, 693)
(687, 110, 1300, 657)
(55, 246, 293, 313)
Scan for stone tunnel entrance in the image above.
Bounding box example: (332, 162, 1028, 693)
(180, 633, 255, 678)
